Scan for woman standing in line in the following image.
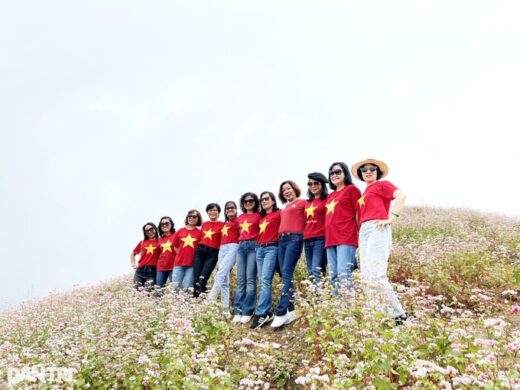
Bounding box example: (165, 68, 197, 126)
(303, 172, 329, 286)
(206, 201, 240, 312)
(250, 191, 281, 329)
(130, 222, 160, 291)
(232, 192, 261, 324)
(193, 203, 225, 298)
(271, 180, 306, 328)
(171, 210, 202, 292)
(351, 158, 407, 324)
(325, 162, 361, 293)
(156, 216, 176, 291)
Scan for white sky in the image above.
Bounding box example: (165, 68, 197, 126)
(1, 0, 519, 308)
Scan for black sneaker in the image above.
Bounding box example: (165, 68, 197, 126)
(252, 312, 274, 330)
(394, 313, 409, 326)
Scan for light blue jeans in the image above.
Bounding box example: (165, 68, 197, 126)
(255, 245, 278, 317)
(326, 244, 357, 293)
(171, 266, 194, 292)
(359, 221, 405, 317)
(233, 240, 257, 316)
(207, 243, 238, 310)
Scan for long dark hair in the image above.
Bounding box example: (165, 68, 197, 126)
(240, 192, 260, 213)
(307, 182, 329, 201)
(259, 191, 280, 217)
(142, 222, 159, 240)
(158, 216, 175, 237)
(224, 201, 238, 222)
(328, 161, 354, 190)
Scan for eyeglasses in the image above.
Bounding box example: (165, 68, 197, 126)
(243, 199, 255, 204)
(260, 197, 271, 202)
(225, 206, 236, 210)
(307, 181, 321, 186)
(145, 227, 155, 233)
(360, 166, 378, 173)
(329, 169, 343, 176)
(188, 215, 198, 219)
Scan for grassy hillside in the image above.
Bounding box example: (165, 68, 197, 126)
(1, 207, 520, 389)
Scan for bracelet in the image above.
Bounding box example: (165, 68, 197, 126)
(391, 211, 400, 218)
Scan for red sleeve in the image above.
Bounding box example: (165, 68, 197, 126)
(172, 231, 180, 249)
(350, 186, 362, 209)
(381, 181, 399, 200)
(133, 241, 142, 255)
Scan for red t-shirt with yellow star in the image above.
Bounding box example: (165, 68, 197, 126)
(304, 198, 327, 240)
(237, 213, 261, 241)
(358, 180, 398, 224)
(257, 210, 282, 244)
(199, 221, 225, 249)
(325, 184, 361, 248)
(172, 227, 202, 266)
(132, 239, 160, 267)
(157, 233, 176, 271)
(220, 219, 240, 245)
(279, 199, 306, 234)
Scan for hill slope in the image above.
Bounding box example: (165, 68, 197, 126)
(1, 207, 520, 389)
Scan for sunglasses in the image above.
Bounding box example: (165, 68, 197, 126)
(360, 166, 378, 173)
(243, 199, 255, 204)
(188, 214, 198, 219)
(260, 197, 271, 202)
(307, 181, 321, 186)
(329, 169, 343, 176)
(160, 221, 171, 226)
(145, 227, 155, 233)
(225, 206, 236, 210)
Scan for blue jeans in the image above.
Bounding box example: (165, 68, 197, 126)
(207, 243, 238, 310)
(326, 244, 357, 293)
(255, 245, 278, 316)
(156, 270, 172, 289)
(171, 266, 194, 292)
(233, 240, 257, 316)
(304, 237, 327, 284)
(275, 233, 303, 316)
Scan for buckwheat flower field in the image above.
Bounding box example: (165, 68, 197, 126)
(1, 207, 519, 389)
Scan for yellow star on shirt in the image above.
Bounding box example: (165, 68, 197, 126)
(145, 244, 156, 254)
(240, 220, 251, 233)
(326, 199, 338, 215)
(181, 234, 198, 248)
(221, 225, 230, 236)
(259, 220, 269, 234)
(203, 228, 215, 240)
(358, 195, 366, 207)
(305, 203, 317, 218)
(161, 240, 172, 253)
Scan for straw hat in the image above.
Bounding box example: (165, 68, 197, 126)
(351, 158, 389, 180)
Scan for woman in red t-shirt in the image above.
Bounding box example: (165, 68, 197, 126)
(351, 158, 407, 324)
(193, 203, 225, 298)
(271, 180, 306, 328)
(207, 201, 240, 312)
(130, 222, 160, 291)
(303, 172, 329, 285)
(156, 216, 176, 291)
(172, 210, 202, 292)
(325, 161, 361, 294)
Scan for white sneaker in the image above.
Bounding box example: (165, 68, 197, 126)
(271, 312, 289, 328)
(240, 315, 252, 324)
(232, 314, 242, 323)
(285, 310, 297, 325)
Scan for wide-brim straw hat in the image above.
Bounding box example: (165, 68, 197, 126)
(351, 158, 389, 180)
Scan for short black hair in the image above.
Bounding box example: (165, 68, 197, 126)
(158, 216, 175, 237)
(184, 209, 202, 226)
(259, 191, 280, 216)
(307, 182, 329, 201)
(357, 164, 384, 182)
(278, 180, 301, 204)
(223, 201, 238, 222)
(142, 222, 159, 240)
(328, 161, 354, 190)
(239, 192, 260, 213)
(206, 203, 221, 213)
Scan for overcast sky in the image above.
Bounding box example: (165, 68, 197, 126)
(1, 0, 519, 309)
